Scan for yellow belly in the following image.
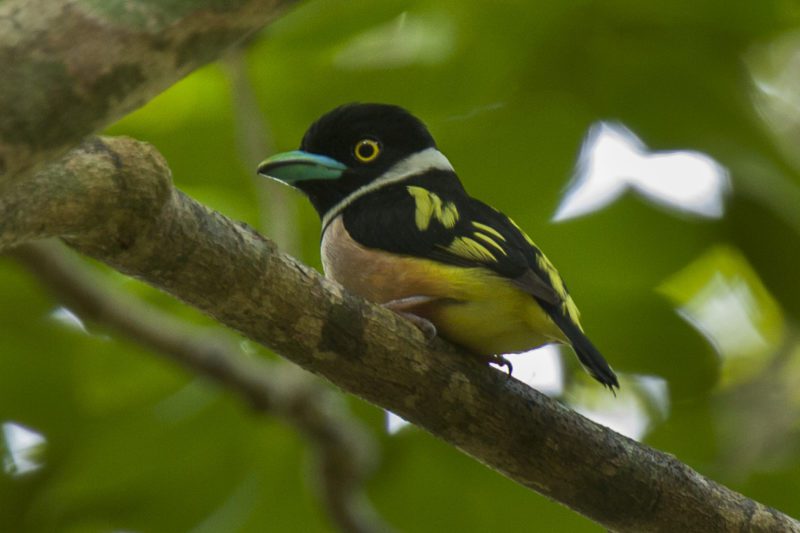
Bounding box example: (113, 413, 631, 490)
(321, 217, 567, 356)
(418, 266, 567, 355)
(432, 296, 557, 355)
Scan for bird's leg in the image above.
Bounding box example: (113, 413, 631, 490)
(487, 354, 513, 376)
(384, 297, 512, 376)
(383, 296, 438, 341)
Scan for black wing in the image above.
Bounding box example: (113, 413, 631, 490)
(342, 174, 561, 307)
(341, 173, 619, 389)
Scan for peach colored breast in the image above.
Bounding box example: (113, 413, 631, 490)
(321, 216, 446, 304)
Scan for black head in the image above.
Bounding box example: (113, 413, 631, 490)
(258, 103, 439, 217)
(301, 103, 436, 174)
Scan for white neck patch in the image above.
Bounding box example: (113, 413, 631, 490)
(321, 147, 454, 232)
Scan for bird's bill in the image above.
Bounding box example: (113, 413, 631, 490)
(257, 150, 347, 183)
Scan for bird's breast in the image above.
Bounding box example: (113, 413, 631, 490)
(321, 216, 442, 303)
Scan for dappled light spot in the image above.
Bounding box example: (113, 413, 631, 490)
(386, 411, 410, 435)
(554, 123, 729, 221)
(749, 32, 800, 164)
(636, 375, 670, 420)
(746, 36, 800, 237)
(50, 306, 88, 333)
(493, 344, 564, 397)
(334, 11, 456, 69)
(658, 245, 784, 388)
(2, 422, 46, 477)
(570, 374, 670, 441)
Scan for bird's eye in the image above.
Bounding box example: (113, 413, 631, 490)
(354, 139, 381, 163)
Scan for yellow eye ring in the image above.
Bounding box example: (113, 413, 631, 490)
(354, 139, 381, 163)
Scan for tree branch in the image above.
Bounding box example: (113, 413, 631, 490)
(11, 240, 391, 533)
(0, 0, 291, 185)
(2, 136, 797, 532)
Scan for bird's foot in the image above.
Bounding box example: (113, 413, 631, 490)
(383, 296, 438, 342)
(397, 311, 438, 341)
(487, 354, 513, 376)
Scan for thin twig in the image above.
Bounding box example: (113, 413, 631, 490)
(223, 49, 301, 256)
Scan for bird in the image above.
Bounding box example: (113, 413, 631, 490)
(257, 103, 619, 390)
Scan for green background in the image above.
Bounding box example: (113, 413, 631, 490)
(2, 0, 800, 530)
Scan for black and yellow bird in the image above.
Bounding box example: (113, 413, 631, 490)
(258, 103, 618, 390)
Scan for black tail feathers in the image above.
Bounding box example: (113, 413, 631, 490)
(551, 315, 619, 391)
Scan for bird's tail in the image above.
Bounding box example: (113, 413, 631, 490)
(551, 314, 619, 391)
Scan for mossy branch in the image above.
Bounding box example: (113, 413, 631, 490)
(0, 0, 291, 185)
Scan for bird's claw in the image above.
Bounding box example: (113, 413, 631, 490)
(397, 312, 438, 342)
(383, 297, 438, 342)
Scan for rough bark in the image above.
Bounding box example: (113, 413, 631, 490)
(1, 136, 797, 533)
(0, 0, 291, 185)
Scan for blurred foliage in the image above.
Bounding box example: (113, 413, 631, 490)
(3, 0, 800, 530)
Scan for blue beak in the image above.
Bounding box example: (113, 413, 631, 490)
(257, 150, 347, 183)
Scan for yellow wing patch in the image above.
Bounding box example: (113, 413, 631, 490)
(472, 222, 506, 242)
(469, 221, 507, 256)
(512, 212, 583, 328)
(536, 253, 582, 328)
(444, 236, 497, 263)
(563, 296, 582, 330)
(536, 254, 565, 296)
(472, 231, 507, 256)
(407, 186, 459, 230)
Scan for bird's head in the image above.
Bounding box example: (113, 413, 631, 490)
(258, 103, 450, 219)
